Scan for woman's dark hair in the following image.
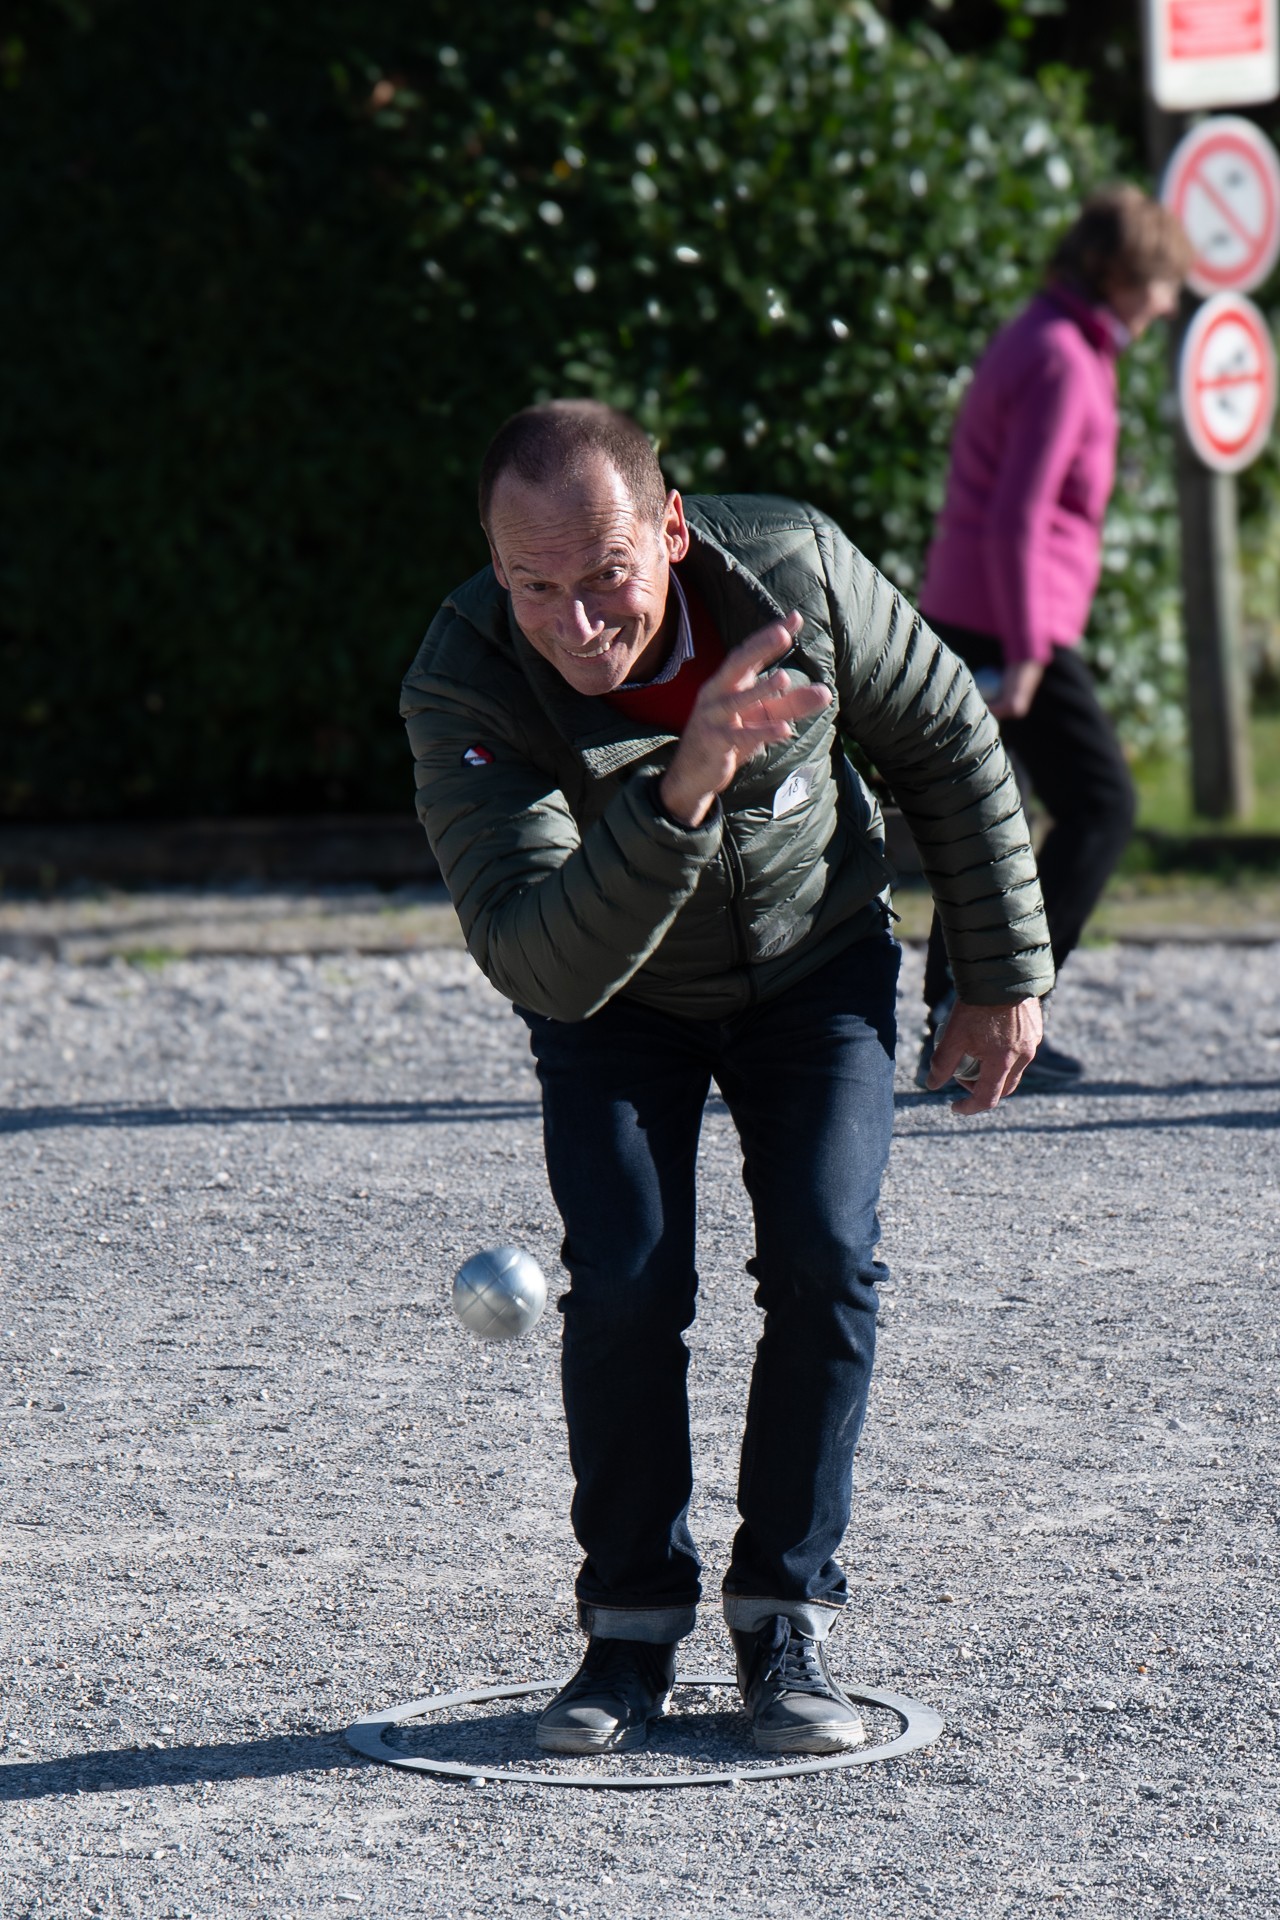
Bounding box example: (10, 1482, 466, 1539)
(1048, 185, 1193, 297)
(478, 400, 667, 532)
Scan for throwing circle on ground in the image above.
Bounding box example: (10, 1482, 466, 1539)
(345, 1673, 945, 1789)
(1179, 291, 1278, 472)
(1162, 116, 1280, 296)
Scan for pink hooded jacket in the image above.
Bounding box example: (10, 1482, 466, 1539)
(919, 285, 1124, 666)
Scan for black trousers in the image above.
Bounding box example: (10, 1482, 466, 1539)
(923, 621, 1136, 1011)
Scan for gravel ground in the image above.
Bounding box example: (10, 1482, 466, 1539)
(0, 886, 462, 964)
(4, 872, 1280, 962)
(1, 934, 1278, 1918)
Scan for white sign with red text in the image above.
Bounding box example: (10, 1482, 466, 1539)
(1179, 291, 1277, 469)
(1162, 116, 1280, 294)
(1148, 0, 1280, 109)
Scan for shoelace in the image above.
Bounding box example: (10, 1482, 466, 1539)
(760, 1622, 831, 1697)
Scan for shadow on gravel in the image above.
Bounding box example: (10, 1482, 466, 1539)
(896, 1076, 1280, 1110)
(0, 1729, 370, 1801)
(972, 1108, 1279, 1134)
(898, 1088, 1280, 1133)
(0, 1098, 539, 1135)
(381, 1694, 755, 1776)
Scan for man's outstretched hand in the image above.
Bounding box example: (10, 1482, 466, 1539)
(927, 997, 1043, 1113)
(658, 612, 832, 828)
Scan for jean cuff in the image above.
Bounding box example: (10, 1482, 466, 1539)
(577, 1601, 697, 1645)
(721, 1594, 844, 1642)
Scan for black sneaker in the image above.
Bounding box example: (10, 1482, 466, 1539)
(536, 1637, 676, 1754)
(730, 1615, 865, 1755)
(915, 991, 955, 1092)
(914, 1028, 939, 1091)
(1015, 1038, 1084, 1092)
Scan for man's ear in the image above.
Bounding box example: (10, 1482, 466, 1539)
(488, 540, 510, 591)
(663, 490, 691, 564)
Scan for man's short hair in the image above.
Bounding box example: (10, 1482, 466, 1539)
(478, 400, 668, 533)
(1048, 185, 1193, 298)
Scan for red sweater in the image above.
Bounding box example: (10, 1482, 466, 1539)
(604, 568, 724, 730)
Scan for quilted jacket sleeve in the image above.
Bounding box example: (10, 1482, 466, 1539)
(401, 611, 723, 1021)
(814, 516, 1055, 1006)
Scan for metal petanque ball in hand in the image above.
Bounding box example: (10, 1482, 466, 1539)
(452, 1246, 547, 1342)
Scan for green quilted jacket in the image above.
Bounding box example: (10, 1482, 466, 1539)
(401, 494, 1054, 1022)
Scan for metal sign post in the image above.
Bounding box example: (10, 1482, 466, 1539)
(1176, 443, 1254, 817)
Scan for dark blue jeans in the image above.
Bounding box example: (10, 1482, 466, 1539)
(518, 930, 899, 1646)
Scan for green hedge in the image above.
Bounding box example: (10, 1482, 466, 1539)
(2, 0, 1184, 821)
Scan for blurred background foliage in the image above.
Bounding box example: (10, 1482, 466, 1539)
(1, 0, 1269, 820)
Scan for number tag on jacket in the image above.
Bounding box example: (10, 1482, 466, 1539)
(772, 769, 813, 818)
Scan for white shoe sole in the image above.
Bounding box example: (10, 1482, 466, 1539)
(753, 1716, 866, 1756)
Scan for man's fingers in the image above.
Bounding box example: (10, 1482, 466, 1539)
(927, 996, 1043, 1108)
(948, 1042, 1035, 1111)
(700, 610, 834, 734)
(713, 612, 804, 694)
(948, 1064, 1014, 1114)
(930, 1041, 1025, 1109)
(926, 1031, 973, 1091)
(665, 609, 831, 813)
(732, 680, 832, 734)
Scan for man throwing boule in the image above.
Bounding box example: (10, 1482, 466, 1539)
(401, 400, 1053, 1756)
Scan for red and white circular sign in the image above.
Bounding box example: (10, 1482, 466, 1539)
(1179, 291, 1277, 471)
(1162, 115, 1280, 295)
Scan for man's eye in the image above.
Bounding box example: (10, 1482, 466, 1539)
(597, 569, 626, 586)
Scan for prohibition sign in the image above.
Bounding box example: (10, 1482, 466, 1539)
(1162, 115, 1280, 296)
(1179, 291, 1277, 472)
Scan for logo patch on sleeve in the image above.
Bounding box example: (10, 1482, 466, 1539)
(462, 744, 495, 768)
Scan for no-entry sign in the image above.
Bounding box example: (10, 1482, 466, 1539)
(1162, 115, 1280, 294)
(1179, 290, 1278, 469)
(1148, 0, 1280, 109)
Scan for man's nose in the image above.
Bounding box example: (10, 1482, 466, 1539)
(557, 598, 605, 646)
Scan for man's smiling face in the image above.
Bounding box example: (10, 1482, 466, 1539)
(486, 453, 690, 697)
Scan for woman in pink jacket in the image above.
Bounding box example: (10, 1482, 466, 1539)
(918, 186, 1190, 1091)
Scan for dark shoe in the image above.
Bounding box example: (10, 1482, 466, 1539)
(914, 1029, 938, 1091)
(536, 1637, 676, 1754)
(1015, 1038, 1084, 1092)
(915, 991, 955, 1092)
(730, 1615, 865, 1755)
